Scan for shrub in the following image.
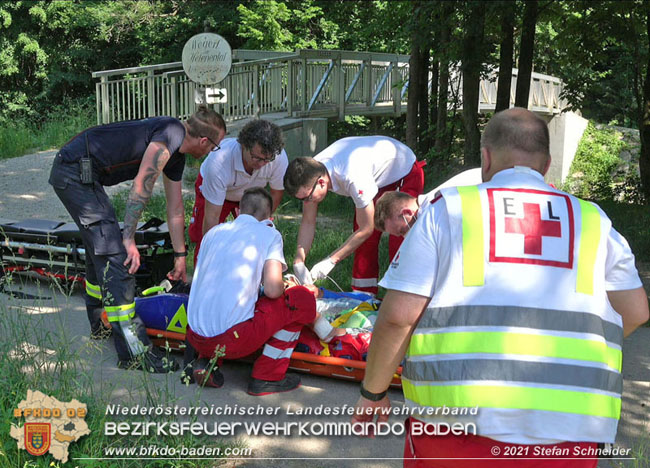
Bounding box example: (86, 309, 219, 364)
(0, 98, 95, 160)
(561, 122, 643, 202)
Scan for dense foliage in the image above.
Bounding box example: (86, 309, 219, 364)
(0, 0, 411, 120)
(1, 0, 649, 194)
(562, 123, 645, 203)
(1, 0, 644, 121)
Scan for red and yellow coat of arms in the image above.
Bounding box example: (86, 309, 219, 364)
(25, 423, 51, 456)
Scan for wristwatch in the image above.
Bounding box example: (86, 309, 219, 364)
(360, 384, 388, 401)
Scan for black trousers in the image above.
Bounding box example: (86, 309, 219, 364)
(49, 154, 150, 361)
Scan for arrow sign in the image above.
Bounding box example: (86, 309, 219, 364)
(206, 87, 227, 104)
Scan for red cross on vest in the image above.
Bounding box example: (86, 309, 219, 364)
(504, 202, 562, 255)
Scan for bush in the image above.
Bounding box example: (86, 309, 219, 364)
(0, 98, 95, 160)
(561, 122, 644, 202)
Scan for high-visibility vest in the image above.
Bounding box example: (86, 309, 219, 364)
(403, 182, 623, 443)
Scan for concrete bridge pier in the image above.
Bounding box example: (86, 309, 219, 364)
(545, 111, 589, 187)
(278, 117, 329, 159)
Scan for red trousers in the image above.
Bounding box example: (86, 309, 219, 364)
(352, 161, 425, 294)
(403, 418, 598, 468)
(188, 173, 239, 264)
(186, 286, 317, 381)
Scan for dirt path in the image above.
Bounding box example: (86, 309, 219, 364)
(0, 150, 191, 222)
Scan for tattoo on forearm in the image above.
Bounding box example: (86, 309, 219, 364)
(122, 148, 167, 240)
(123, 194, 148, 240)
(142, 148, 166, 193)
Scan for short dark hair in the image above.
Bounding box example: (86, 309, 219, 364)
(283, 157, 328, 197)
(481, 107, 550, 157)
(185, 104, 226, 142)
(240, 187, 273, 220)
(237, 119, 284, 157)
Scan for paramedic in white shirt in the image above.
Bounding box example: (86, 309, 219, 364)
(188, 119, 288, 262)
(186, 187, 342, 395)
(283, 136, 425, 294)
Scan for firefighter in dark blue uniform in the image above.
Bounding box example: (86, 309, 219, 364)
(49, 106, 226, 372)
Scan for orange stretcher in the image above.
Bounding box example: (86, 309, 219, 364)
(145, 327, 403, 388)
(100, 289, 402, 387)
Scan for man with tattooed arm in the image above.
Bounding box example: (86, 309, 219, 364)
(49, 105, 225, 372)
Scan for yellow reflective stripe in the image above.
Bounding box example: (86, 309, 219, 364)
(105, 303, 136, 322)
(577, 200, 600, 295)
(402, 380, 621, 419)
(409, 332, 622, 371)
(85, 281, 102, 300)
(457, 186, 484, 286)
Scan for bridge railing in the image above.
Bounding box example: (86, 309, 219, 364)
(92, 49, 564, 125)
(475, 68, 565, 115)
(92, 49, 410, 125)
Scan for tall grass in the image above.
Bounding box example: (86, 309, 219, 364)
(0, 100, 95, 160)
(0, 271, 232, 467)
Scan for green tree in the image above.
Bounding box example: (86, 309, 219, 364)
(433, 1, 460, 160)
(495, 0, 516, 112)
(0, 0, 244, 118)
(514, 0, 538, 108)
(237, 0, 339, 51)
(461, 1, 486, 167)
(640, 0, 650, 198)
(319, 0, 411, 53)
(406, 1, 426, 150)
(531, 0, 649, 194)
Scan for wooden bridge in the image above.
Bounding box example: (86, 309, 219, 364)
(92, 49, 566, 126)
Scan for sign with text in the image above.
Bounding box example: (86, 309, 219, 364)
(182, 33, 232, 85)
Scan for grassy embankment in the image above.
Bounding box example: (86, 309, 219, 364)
(0, 102, 96, 160)
(0, 272, 238, 467)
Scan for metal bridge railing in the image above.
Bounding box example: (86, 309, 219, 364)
(92, 49, 564, 125)
(476, 68, 566, 115)
(92, 49, 410, 125)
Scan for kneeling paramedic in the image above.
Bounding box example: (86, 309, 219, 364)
(186, 187, 343, 395)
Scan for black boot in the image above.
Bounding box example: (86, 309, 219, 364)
(247, 374, 300, 396)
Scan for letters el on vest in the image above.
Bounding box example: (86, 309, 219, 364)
(403, 183, 623, 443)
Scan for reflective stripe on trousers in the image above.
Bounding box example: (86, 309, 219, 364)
(105, 302, 146, 356)
(85, 280, 102, 300)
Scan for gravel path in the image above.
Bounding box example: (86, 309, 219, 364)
(0, 150, 191, 222)
(0, 150, 65, 221)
